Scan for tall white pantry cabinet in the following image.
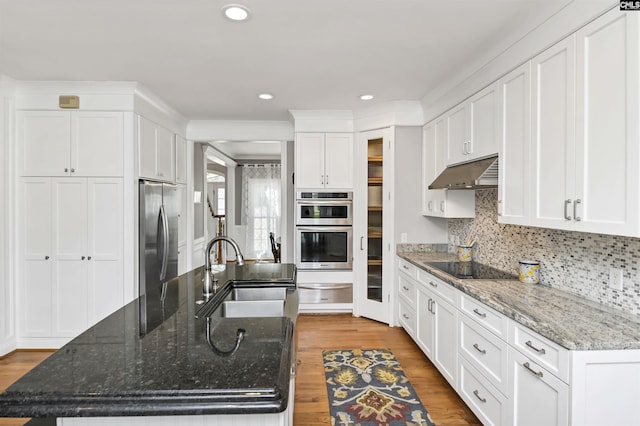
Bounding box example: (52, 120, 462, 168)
(17, 110, 126, 347)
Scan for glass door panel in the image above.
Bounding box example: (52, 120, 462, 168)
(367, 138, 383, 303)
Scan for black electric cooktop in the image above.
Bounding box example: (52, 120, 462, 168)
(424, 261, 518, 280)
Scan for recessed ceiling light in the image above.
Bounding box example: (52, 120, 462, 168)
(360, 94, 374, 101)
(259, 93, 274, 100)
(222, 4, 251, 21)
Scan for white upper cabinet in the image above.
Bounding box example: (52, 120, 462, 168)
(324, 133, 354, 189)
(446, 83, 500, 166)
(447, 103, 470, 166)
(531, 35, 576, 231)
(498, 62, 531, 226)
(71, 112, 125, 177)
(530, 9, 639, 236)
(573, 9, 639, 236)
(175, 134, 188, 184)
(469, 82, 500, 161)
(138, 115, 176, 182)
(423, 118, 475, 219)
(295, 132, 353, 189)
(18, 111, 124, 177)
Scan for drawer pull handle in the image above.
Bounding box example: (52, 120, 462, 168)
(402, 286, 409, 291)
(429, 281, 438, 288)
(402, 314, 409, 320)
(472, 308, 486, 318)
(473, 390, 486, 403)
(403, 265, 409, 270)
(523, 362, 544, 378)
(473, 343, 486, 355)
(525, 340, 546, 354)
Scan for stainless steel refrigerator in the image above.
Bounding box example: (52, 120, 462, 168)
(138, 180, 179, 335)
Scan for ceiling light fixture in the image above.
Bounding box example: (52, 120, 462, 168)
(360, 94, 374, 101)
(222, 4, 251, 21)
(259, 93, 274, 100)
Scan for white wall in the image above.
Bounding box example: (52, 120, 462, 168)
(394, 126, 448, 245)
(421, 0, 617, 123)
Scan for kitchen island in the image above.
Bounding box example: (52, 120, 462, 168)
(0, 263, 298, 425)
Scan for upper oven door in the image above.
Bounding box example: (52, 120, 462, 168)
(296, 226, 353, 270)
(296, 200, 353, 226)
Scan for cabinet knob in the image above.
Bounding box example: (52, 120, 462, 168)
(81, 256, 85, 260)
(45, 255, 50, 260)
(70, 168, 75, 173)
(64, 168, 69, 172)
(88, 256, 92, 260)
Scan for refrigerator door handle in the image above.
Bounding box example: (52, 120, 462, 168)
(158, 205, 169, 281)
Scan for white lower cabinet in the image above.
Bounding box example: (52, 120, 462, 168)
(19, 177, 124, 345)
(397, 257, 640, 426)
(415, 274, 458, 388)
(508, 346, 568, 426)
(459, 356, 508, 426)
(459, 313, 509, 395)
(398, 264, 418, 338)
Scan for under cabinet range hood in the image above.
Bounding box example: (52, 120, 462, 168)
(429, 155, 499, 190)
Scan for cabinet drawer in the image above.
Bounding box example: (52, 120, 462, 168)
(459, 357, 508, 426)
(460, 293, 509, 339)
(459, 314, 509, 395)
(509, 322, 569, 383)
(398, 299, 417, 339)
(398, 258, 417, 279)
(398, 273, 417, 308)
(417, 269, 456, 305)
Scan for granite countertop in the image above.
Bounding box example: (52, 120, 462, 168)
(0, 264, 298, 418)
(398, 252, 640, 351)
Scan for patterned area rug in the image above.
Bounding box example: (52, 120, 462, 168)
(323, 349, 436, 426)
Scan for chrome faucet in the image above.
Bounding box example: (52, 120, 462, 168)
(203, 236, 245, 297)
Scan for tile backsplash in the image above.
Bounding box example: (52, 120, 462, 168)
(448, 189, 640, 316)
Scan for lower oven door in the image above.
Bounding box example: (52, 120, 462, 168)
(297, 283, 353, 304)
(296, 226, 353, 270)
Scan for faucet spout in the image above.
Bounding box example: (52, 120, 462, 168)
(205, 236, 245, 270)
(203, 236, 245, 297)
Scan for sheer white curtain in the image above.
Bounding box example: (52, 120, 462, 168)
(241, 164, 281, 260)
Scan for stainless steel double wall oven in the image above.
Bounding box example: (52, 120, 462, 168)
(295, 191, 353, 270)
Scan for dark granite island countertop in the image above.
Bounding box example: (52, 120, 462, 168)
(0, 263, 298, 419)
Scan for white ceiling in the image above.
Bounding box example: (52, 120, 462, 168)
(0, 0, 568, 122)
(210, 140, 281, 161)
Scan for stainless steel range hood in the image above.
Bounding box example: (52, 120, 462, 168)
(428, 155, 498, 190)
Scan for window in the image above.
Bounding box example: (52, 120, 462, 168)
(242, 164, 281, 260)
(217, 188, 226, 216)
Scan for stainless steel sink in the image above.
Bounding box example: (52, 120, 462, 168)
(231, 287, 287, 301)
(220, 300, 285, 318)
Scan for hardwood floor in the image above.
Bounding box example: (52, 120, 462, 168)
(294, 314, 480, 425)
(0, 315, 480, 425)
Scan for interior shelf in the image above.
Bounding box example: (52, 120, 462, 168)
(368, 177, 383, 184)
(368, 259, 383, 266)
(368, 156, 383, 162)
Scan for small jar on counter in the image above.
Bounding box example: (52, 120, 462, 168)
(519, 260, 540, 284)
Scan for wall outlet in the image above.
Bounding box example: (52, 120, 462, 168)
(609, 268, 624, 291)
(400, 233, 408, 243)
